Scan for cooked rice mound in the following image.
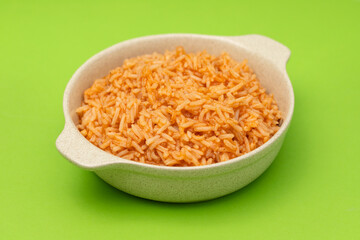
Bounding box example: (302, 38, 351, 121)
(76, 47, 282, 166)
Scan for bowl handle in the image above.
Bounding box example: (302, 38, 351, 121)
(225, 34, 291, 69)
(56, 123, 127, 169)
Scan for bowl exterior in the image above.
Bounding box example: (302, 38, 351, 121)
(94, 131, 287, 202)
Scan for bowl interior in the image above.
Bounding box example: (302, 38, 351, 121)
(66, 35, 292, 131)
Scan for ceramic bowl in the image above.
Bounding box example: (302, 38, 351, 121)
(56, 34, 294, 203)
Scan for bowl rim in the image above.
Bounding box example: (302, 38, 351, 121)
(59, 33, 294, 172)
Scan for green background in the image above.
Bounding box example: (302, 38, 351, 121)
(1, 0, 359, 239)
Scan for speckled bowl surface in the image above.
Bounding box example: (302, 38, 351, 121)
(56, 34, 294, 203)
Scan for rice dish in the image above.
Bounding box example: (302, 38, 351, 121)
(76, 47, 282, 166)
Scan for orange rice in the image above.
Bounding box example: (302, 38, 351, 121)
(76, 47, 282, 166)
